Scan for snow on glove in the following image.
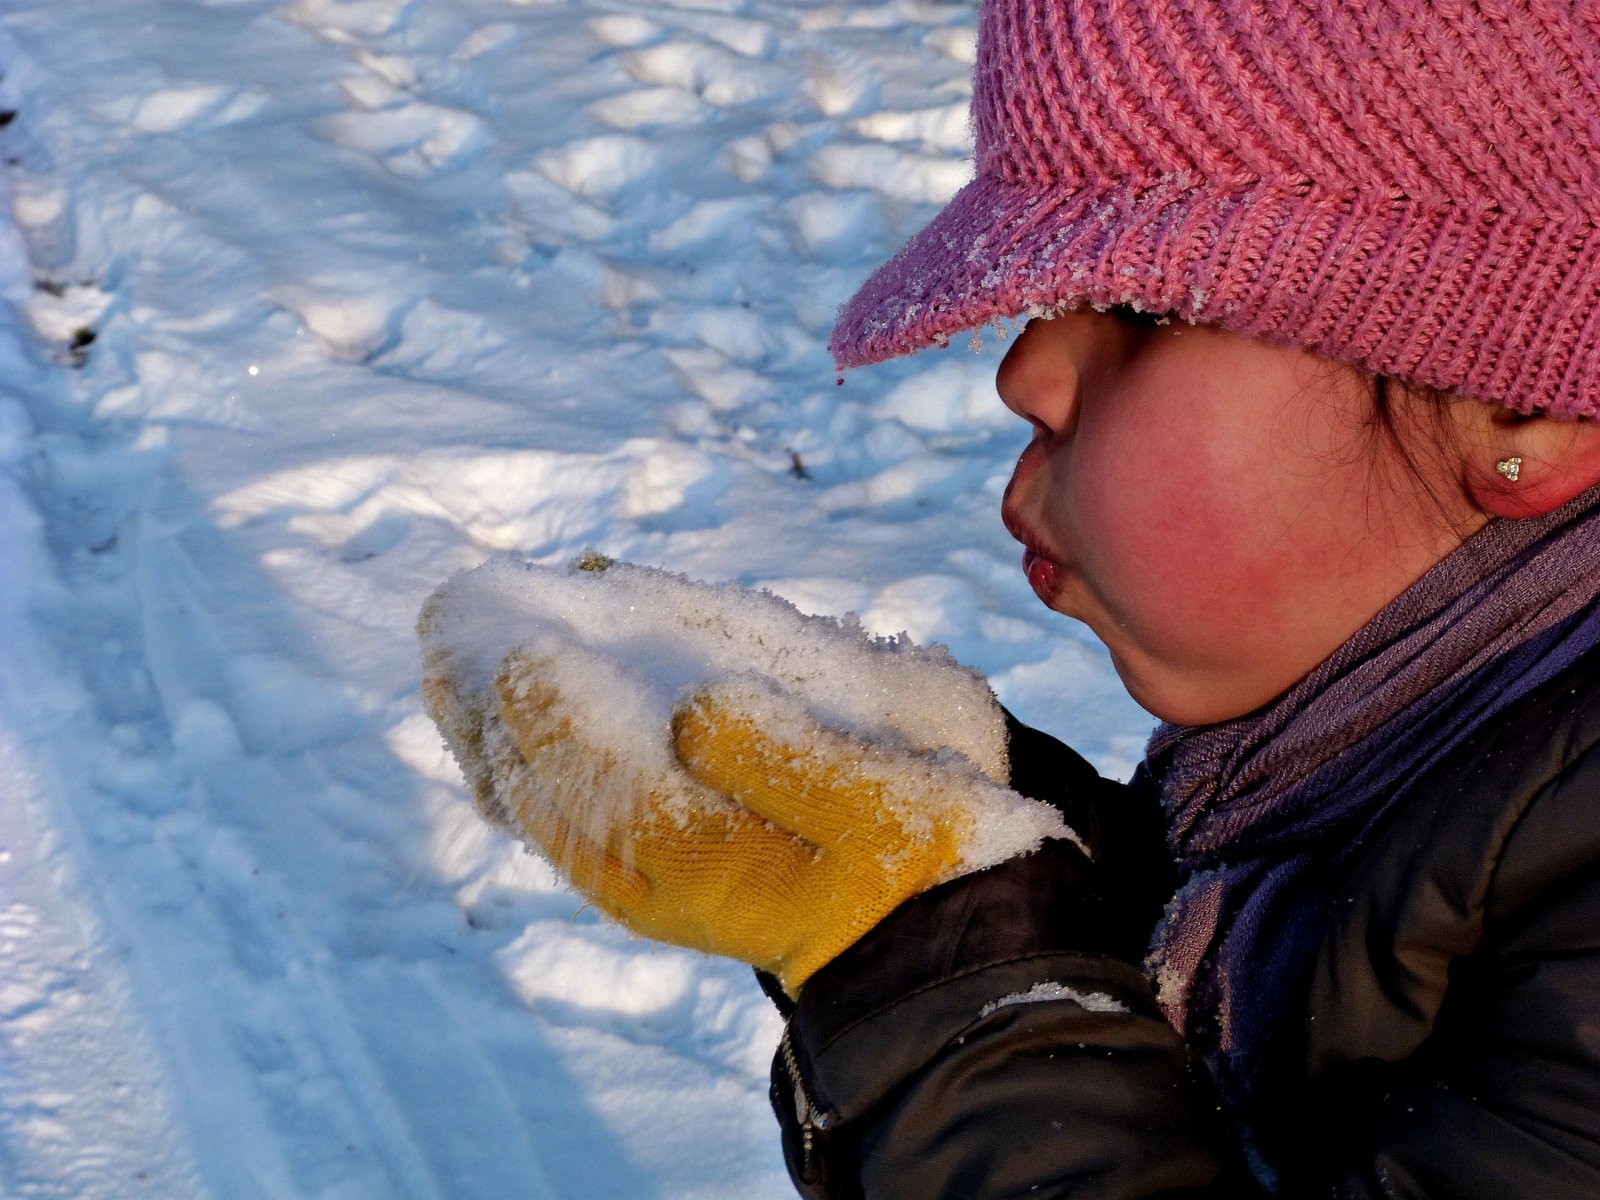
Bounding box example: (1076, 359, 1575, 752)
(419, 555, 1073, 995)
(497, 661, 1069, 994)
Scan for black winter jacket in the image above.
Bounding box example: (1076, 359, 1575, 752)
(771, 641, 1600, 1198)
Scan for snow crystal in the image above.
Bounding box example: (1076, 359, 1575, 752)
(979, 981, 1129, 1019)
(420, 555, 1070, 876)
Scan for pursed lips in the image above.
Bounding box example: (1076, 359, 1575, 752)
(1001, 439, 1068, 604)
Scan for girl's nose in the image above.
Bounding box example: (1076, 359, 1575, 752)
(995, 314, 1086, 438)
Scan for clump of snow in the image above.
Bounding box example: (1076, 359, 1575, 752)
(979, 981, 1129, 1019)
(809, 142, 973, 205)
(587, 14, 661, 49)
(420, 555, 1071, 877)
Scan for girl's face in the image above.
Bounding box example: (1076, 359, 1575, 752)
(997, 310, 1486, 725)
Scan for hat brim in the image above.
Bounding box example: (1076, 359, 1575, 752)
(828, 170, 1600, 421)
(830, 171, 1228, 368)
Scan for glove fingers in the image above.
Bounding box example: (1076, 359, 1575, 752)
(490, 650, 656, 903)
(493, 650, 797, 898)
(493, 650, 576, 764)
(671, 686, 907, 848)
(419, 644, 507, 826)
(503, 776, 652, 914)
(492, 648, 642, 834)
(493, 654, 842, 970)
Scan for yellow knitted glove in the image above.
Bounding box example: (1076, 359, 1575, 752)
(461, 648, 1022, 996)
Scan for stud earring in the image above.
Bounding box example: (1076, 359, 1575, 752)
(1495, 456, 1523, 483)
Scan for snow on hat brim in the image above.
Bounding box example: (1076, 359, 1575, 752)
(830, 170, 1600, 421)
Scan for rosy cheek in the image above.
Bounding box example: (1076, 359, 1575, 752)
(1078, 453, 1277, 633)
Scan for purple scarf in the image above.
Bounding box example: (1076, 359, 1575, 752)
(1145, 488, 1600, 1105)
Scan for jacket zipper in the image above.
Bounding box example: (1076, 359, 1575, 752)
(780, 1021, 833, 1184)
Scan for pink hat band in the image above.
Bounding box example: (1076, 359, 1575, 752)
(831, 0, 1600, 420)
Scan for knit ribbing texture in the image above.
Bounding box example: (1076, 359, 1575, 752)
(831, 0, 1600, 418)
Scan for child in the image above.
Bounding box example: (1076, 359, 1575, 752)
(452, 0, 1600, 1194)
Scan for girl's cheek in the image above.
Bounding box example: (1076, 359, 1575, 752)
(1056, 409, 1257, 600)
(1105, 460, 1265, 621)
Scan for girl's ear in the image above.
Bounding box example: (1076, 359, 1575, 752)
(1464, 411, 1600, 519)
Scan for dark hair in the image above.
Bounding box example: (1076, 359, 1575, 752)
(1367, 374, 1477, 530)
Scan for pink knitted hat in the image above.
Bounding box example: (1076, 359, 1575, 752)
(831, 0, 1600, 419)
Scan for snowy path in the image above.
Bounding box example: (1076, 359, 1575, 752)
(0, 1, 1152, 1195)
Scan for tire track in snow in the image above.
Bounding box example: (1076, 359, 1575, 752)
(0, 30, 210, 1192)
(0, 270, 204, 1200)
(0, 11, 629, 1198)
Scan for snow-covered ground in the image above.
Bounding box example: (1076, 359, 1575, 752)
(0, 1, 1152, 1196)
